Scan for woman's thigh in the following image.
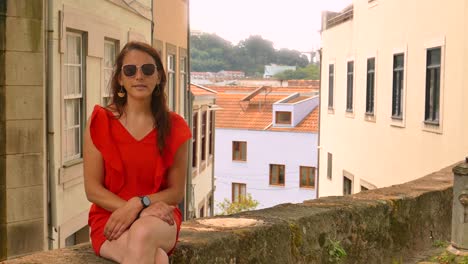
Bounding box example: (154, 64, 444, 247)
(128, 216, 177, 252)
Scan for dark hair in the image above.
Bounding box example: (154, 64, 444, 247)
(109, 41, 170, 154)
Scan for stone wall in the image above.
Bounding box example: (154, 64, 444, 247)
(4, 162, 456, 263)
(0, 0, 45, 260)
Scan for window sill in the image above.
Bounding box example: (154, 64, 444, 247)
(345, 111, 355, 119)
(368, 0, 378, 8)
(422, 121, 443, 134)
(300, 186, 316, 190)
(364, 113, 376, 123)
(269, 184, 285, 187)
(232, 160, 247, 163)
(63, 158, 83, 168)
(59, 159, 84, 185)
(390, 116, 405, 128)
(328, 108, 335, 115)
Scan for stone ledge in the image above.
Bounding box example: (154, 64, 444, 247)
(4, 162, 456, 263)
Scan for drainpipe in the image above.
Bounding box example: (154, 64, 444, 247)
(316, 48, 322, 198)
(185, 0, 193, 221)
(45, 0, 57, 249)
(150, 0, 154, 45)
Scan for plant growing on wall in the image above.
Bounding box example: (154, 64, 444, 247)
(327, 238, 347, 264)
(216, 194, 259, 215)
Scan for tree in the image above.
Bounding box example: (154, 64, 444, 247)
(216, 194, 260, 215)
(274, 64, 319, 80)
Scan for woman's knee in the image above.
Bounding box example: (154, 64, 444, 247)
(128, 216, 175, 247)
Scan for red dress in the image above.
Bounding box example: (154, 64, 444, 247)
(88, 105, 191, 256)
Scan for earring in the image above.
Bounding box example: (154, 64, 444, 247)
(118, 86, 126, 98)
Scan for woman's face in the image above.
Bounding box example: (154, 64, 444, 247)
(119, 49, 160, 101)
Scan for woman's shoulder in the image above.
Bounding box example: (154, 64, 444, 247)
(169, 111, 189, 129)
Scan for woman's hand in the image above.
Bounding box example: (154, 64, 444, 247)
(140, 201, 175, 226)
(104, 197, 141, 241)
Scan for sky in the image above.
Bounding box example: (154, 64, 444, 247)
(190, 0, 353, 52)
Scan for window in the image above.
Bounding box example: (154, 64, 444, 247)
(179, 56, 187, 114)
(346, 61, 354, 112)
(201, 111, 207, 161)
(343, 176, 352, 195)
(425, 47, 441, 125)
(232, 183, 246, 203)
(64, 32, 85, 162)
(232, 141, 246, 161)
(269, 164, 285, 186)
(276, 111, 291, 125)
(328, 64, 334, 108)
(327, 153, 333, 179)
(209, 112, 214, 156)
(192, 113, 198, 167)
(199, 205, 204, 218)
(103, 39, 117, 106)
(392, 54, 405, 119)
(167, 54, 176, 110)
(366, 58, 375, 115)
(300, 166, 315, 188)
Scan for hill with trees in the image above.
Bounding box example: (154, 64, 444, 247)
(190, 33, 318, 79)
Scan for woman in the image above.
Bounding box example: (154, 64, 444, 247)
(84, 41, 191, 264)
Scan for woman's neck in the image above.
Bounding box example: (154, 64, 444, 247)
(124, 97, 152, 116)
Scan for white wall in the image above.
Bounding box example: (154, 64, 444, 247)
(214, 129, 318, 213)
(318, 0, 467, 197)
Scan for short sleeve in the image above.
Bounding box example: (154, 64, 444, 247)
(163, 112, 192, 167)
(89, 105, 124, 191)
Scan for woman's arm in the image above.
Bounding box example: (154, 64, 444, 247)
(83, 117, 141, 212)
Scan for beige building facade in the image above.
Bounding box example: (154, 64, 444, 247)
(318, 0, 468, 197)
(189, 84, 216, 218)
(1, 0, 189, 260)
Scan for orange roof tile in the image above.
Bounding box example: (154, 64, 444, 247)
(190, 84, 217, 96)
(214, 86, 319, 133)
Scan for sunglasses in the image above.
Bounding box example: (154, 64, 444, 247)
(122, 64, 157, 77)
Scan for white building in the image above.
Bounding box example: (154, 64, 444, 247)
(318, 0, 468, 197)
(213, 86, 319, 213)
(264, 64, 297, 78)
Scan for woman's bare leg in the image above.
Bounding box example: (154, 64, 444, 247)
(99, 216, 177, 264)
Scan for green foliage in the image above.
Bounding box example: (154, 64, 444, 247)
(431, 251, 456, 264)
(274, 63, 320, 80)
(190, 33, 310, 77)
(391, 257, 402, 264)
(327, 239, 347, 264)
(432, 240, 449, 248)
(216, 194, 259, 215)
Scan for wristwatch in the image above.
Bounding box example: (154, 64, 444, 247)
(139, 196, 151, 208)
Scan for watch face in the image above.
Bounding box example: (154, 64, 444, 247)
(142, 196, 151, 207)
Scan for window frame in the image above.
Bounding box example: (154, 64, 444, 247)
(299, 166, 316, 189)
(275, 111, 292, 125)
(201, 111, 207, 161)
(424, 47, 441, 126)
(102, 38, 118, 106)
(328, 63, 335, 110)
(327, 153, 333, 180)
(179, 54, 187, 115)
(232, 182, 247, 203)
(391, 53, 405, 120)
(346, 60, 354, 113)
(192, 112, 198, 168)
(63, 30, 86, 164)
(365, 57, 376, 116)
(232, 141, 247, 161)
(269, 164, 285, 186)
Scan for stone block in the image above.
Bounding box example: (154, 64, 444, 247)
(6, 0, 42, 20)
(4, 51, 43, 86)
(5, 85, 43, 120)
(6, 17, 43, 52)
(6, 218, 44, 258)
(6, 154, 43, 188)
(0, 185, 5, 223)
(0, 14, 5, 52)
(5, 120, 43, 154)
(0, 86, 4, 121)
(0, 155, 5, 186)
(6, 185, 43, 222)
(0, 52, 4, 85)
(0, 224, 5, 261)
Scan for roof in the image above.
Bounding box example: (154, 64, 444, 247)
(190, 84, 217, 96)
(214, 86, 319, 133)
